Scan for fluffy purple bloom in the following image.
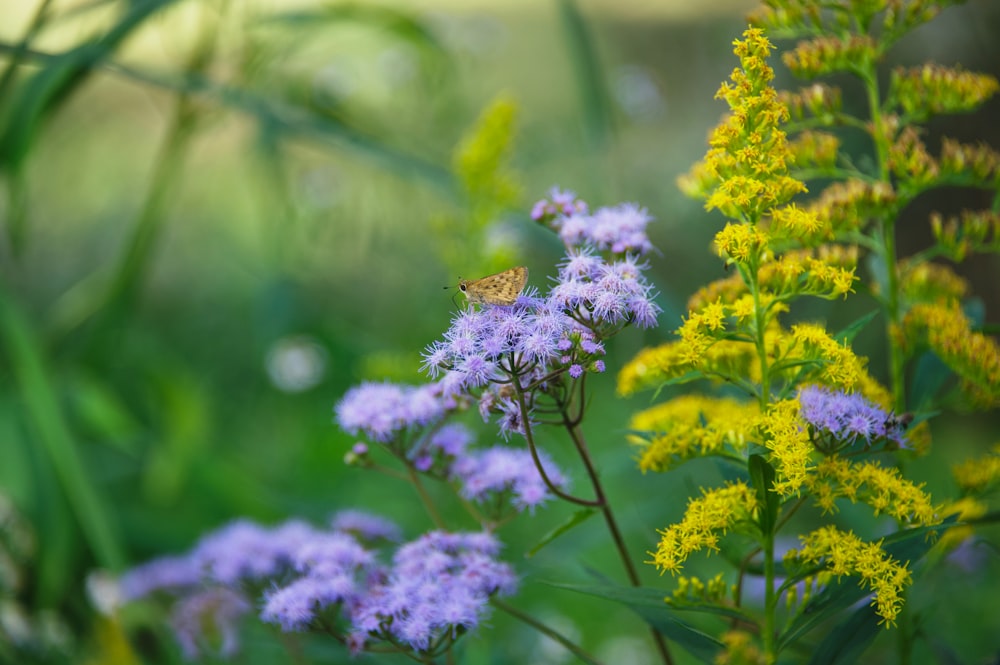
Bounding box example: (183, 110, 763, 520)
(450, 446, 568, 512)
(331, 510, 403, 543)
(433, 423, 474, 456)
(193, 519, 317, 586)
(344, 531, 516, 653)
(119, 554, 202, 601)
(798, 386, 909, 448)
(558, 202, 654, 255)
(170, 588, 250, 660)
(335, 381, 452, 443)
(531, 187, 588, 222)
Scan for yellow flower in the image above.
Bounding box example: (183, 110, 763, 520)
(930, 209, 1000, 262)
(901, 301, 1000, 408)
(755, 399, 813, 495)
(650, 482, 759, 575)
(628, 396, 760, 472)
(714, 630, 766, 665)
(952, 444, 1000, 495)
(891, 64, 999, 120)
(785, 526, 912, 626)
(805, 457, 939, 526)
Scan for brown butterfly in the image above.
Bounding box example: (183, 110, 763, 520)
(454, 266, 528, 306)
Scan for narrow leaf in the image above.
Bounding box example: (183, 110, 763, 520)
(748, 455, 777, 535)
(834, 309, 879, 344)
(526, 509, 597, 557)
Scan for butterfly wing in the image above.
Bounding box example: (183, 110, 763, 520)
(465, 266, 528, 305)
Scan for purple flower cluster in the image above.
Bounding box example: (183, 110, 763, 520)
(533, 190, 656, 257)
(531, 187, 588, 222)
(551, 248, 659, 328)
(119, 518, 320, 600)
(170, 588, 250, 660)
(120, 514, 518, 658)
(335, 381, 454, 443)
(798, 386, 909, 449)
(450, 446, 567, 512)
(422, 292, 576, 393)
(344, 531, 517, 653)
(558, 203, 655, 255)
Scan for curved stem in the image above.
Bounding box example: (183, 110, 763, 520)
(512, 378, 601, 507)
(407, 466, 446, 529)
(560, 407, 674, 665)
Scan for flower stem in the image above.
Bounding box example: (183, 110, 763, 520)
(561, 414, 674, 665)
(407, 465, 446, 530)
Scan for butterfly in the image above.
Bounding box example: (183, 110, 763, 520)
(452, 266, 528, 306)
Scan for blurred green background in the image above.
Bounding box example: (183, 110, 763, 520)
(1, 0, 999, 663)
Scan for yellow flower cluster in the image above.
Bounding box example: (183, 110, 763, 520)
(785, 525, 912, 626)
(805, 457, 939, 526)
(687, 246, 858, 311)
(714, 630, 766, 665)
(650, 482, 759, 575)
(952, 444, 1000, 495)
(668, 573, 730, 605)
(768, 203, 831, 244)
(755, 398, 814, 495)
(895, 259, 969, 304)
(890, 65, 1000, 120)
(628, 396, 760, 472)
(786, 131, 840, 171)
(692, 28, 807, 222)
(900, 301, 1000, 408)
(939, 139, 1000, 185)
(778, 83, 842, 124)
(804, 178, 896, 235)
(453, 95, 521, 206)
(887, 127, 938, 189)
(931, 209, 1000, 261)
(936, 496, 988, 553)
(714, 223, 770, 265)
(785, 323, 869, 393)
(782, 35, 878, 79)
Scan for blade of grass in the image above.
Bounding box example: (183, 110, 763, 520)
(0, 286, 123, 570)
(557, 0, 615, 150)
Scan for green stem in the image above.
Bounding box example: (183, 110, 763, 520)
(862, 68, 906, 411)
(406, 466, 445, 530)
(762, 527, 776, 660)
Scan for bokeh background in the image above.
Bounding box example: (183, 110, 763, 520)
(1, 0, 999, 663)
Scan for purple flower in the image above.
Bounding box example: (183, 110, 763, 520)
(331, 510, 403, 543)
(119, 554, 202, 601)
(428, 423, 474, 457)
(449, 446, 568, 513)
(346, 531, 516, 653)
(558, 202, 654, 256)
(170, 588, 250, 660)
(531, 187, 588, 223)
(335, 381, 452, 443)
(798, 386, 909, 449)
(193, 519, 316, 586)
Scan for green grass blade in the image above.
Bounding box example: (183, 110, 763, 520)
(0, 287, 123, 570)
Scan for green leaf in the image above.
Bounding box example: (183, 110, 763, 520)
(806, 602, 882, 665)
(526, 509, 597, 557)
(0, 0, 180, 171)
(748, 455, 777, 535)
(547, 581, 725, 661)
(0, 287, 123, 571)
(557, 0, 614, 150)
(833, 309, 880, 344)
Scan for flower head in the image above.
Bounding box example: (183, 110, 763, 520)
(798, 385, 908, 450)
(449, 445, 568, 513)
(335, 381, 453, 443)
